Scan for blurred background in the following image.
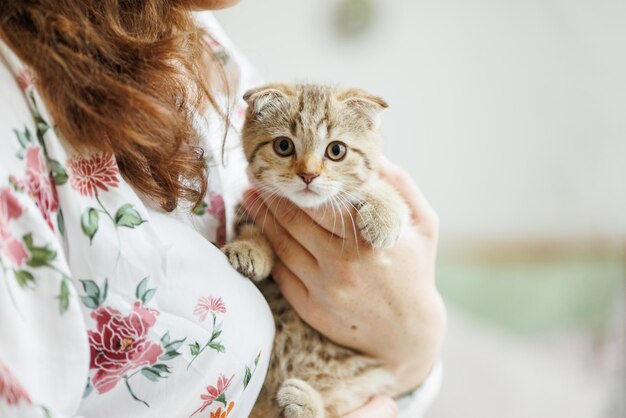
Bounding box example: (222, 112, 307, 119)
(215, 0, 625, 417)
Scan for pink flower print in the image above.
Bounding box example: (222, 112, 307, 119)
(67, 153, 119, 197)
(207, 192, 226, 246)
(16, 68, 36, 92)
(0, 362, 31, 406)
(88, 302, 163, 394)
(193, 296, 227, 322)
(191, 374, 235, 417)
(0, 187, 28, 267)
(24, 146, 58, 230)
(207, 192, 225, 218)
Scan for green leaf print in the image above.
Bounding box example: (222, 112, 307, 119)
(81, 208, 99, 243)
(14, 270, 35, 288)
(80, 295, 99, 310)
(243, 366, 252, 389)
(243, 351, 262, 390)
(49, 159, 68, 186)
(80, 278, 108, 308)
(189, 342, 201, 356)
(114, 204, 145, 228)
(82, 280, 100, 299)
(192, 200, 208, 216)
(23, 233, 57, 267)
(58, 276, 70, 314)
(140, 368, 162, 382)
(135, 277, 156, 304)
(208, 342, 225, 353)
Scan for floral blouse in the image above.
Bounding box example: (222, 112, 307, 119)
(0, 11, 442, 418)
(0, 12, 274, 418)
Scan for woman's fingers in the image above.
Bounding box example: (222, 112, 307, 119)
(241, 192, 320, 278)
(378, 157, 439, 236)
(302, 203, 362, 243)
(243, 191, 351, 255)
(272, 260, 310, 310)
(340, 396, 398, 418)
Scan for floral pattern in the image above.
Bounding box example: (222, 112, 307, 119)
(67, 154, 120, 198)
(88, 302, 164, 394)
(0, 187, 28, 268)
(193, 191, 227, 246)
(0, 362, 31, 406)
(210, 402, 235, 418)
(1, 13, 272, 418)
(82, 278, 185, 407)
(16, 67, 36, 92)
(193, 295, 227, 322)
(188, 296, 227, 369)
(23, 146, 59, 230)
(12, 125, 64, 233)
(191, 373, 234, 417)
(66, 152, 146, 244)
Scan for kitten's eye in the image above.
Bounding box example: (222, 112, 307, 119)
(273, 137, 295, 157)
(326, 141, 347, 161)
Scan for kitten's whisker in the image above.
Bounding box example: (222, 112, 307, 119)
(336, 194, 360, 258)
(330, 195, 346, 255)
(262, 191, 283, 233)
(340, 189, 384, 234)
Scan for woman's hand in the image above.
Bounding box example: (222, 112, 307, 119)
(243, 159, 446, 393)
(341, 396, 398, 418)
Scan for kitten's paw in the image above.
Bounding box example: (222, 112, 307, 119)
(222, 240, 273, 282)
(355, 200, 405, 249)
(277, 378, 325, 418)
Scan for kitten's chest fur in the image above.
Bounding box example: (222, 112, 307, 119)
(249, 280, 400, 418)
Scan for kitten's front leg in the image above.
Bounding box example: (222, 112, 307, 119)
(355, 178, 410, 249)
(277, 378, 325, 418)
(222, 205, 274, 282)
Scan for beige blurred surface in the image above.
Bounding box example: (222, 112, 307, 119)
(427, 306, 623, 418)
(214, 2, 626, 417)
(215, 0, 626, 247)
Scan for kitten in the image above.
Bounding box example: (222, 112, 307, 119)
(222, 83, 410, 418)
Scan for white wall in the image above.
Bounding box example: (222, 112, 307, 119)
(215, 0, 626, 246)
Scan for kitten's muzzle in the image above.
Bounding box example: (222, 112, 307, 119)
(297, 172, 319, 185)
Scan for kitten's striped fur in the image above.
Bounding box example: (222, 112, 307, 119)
(222, 84, 410, 418)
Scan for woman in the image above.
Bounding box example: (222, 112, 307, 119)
(0, 0, 445, 417)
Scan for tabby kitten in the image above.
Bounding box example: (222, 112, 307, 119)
(222, 83, 410, 418)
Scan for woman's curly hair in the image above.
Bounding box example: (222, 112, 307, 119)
(0, 0, 227, 211)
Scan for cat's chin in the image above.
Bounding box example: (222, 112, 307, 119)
(286, 191, 330, 209)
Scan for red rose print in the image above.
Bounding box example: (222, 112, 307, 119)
(16, 68, 36, 92)
(0, 188, 28, 267)
(191, 373, 235, 417)
(88, 302, 163, 394)
(0, 361, 31, 406)
(193, 296, 227, 322)
(67, 153, 120, 197)
(24, 146, 58, 230)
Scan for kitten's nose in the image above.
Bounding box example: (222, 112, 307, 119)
(297, 172, 319, 185)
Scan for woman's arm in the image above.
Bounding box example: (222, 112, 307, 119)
(242, 158, 446, 395)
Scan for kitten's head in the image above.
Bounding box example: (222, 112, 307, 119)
(241, 83, 388, 208)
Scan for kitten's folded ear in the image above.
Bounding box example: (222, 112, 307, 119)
(336, 88, 389, 110)
(337, 88, 389, 128)
(243, 83, 294, 116)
